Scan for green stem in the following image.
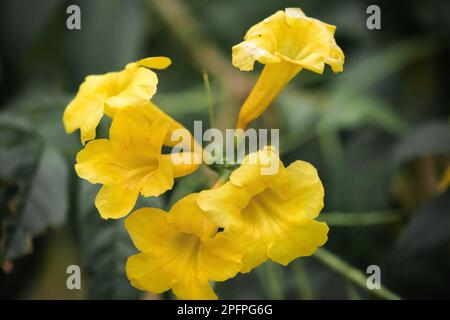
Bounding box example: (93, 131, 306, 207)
(215, 170, 231, 185)
(256, 262, 285, 300)
(322, 210, 403, 226)
(313, 248, 401, 300)
(148, 0, 235, 79)
(202, 71, 215, 129)
(293, 261, 314, 300)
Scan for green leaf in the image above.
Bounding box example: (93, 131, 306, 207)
(0, 93, 77, 155)
(278, 90, 322, 153)
(278, 91, 407, 155)
(385, 190, 450, 298)
(323, 130, 398, 211)
(154, 84, 221, 117)
(0, 125, 68, 261)
(318, 95, 408, 134)
(330, 38, 440, 102)
(393, 122, 450, 166)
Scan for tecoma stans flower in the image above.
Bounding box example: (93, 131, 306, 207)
(74, 105, 199, 219)
(63, 56, 172, 144)
(197, 146, 328, 273)
(232, 8, 345, 129)
(125, 194, 244, 300)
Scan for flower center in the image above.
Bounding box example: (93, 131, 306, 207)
(161, 233, 202, 281)
(241, 187, 287, 239)
(102, 64, 138, 98)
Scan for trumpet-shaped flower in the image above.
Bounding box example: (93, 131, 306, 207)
(75, 105, 199, 219)
(232, 8, 345, 129)
(125, 194, 244, 299)
(197, 146, 328, 272)
(63, 56, 171, 144)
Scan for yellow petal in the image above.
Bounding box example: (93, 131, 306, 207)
(106, 107, 176, 198)
(155, 233, 217, 300)
(266, 218, 329, 265)
(197, 182, 250, 228)
(230, 146, 284, 190)
(238, 238, 267, 273)
(200, 148, 284, 215)
(140, 155, 174, 197)
(125, 207, 177, 255)
(281, 160, 325, 219)
(235, 186, 321, 270)
(165, 194, 245, 288)
(233, 8, 344, 73)
(167, 193, 217, 240)
(138, 56, 172, 70)
(231, 41, 280, 72)
(110, 105, 177, 151)
(235, 61, 301, 129)
(163, 153, 200, 178)
(145, 225, 216, 299)
(109, 106, 157, 148)
(105, 65, 158, 111)
(200, 232, 244, 281)
(75, 139, 117, 185)
(63, 93, 104, 144)
(145, 101, 193, 148)
(172, 280, 217, 300)
(95, 184, 139, 219)
(126, 253, 172, 293)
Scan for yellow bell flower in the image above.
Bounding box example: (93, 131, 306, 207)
(197, 146, 328, 272)
(74, 105, 199, 219)
(232, 8, 345, 129)
(125, 193, 244, 300)
(63, 56, 171, 144)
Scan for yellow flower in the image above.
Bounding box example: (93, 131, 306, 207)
(125, 193, 244, 300)
(63, 56, 171, 144)
(74, 105, 199, 219)
(197, 146, 328, 272)
(232, 8, 345, 129)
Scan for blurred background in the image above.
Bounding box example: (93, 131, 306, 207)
(0, 0, 449, 300)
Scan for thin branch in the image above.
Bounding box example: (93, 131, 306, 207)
(202, 71, 215, 129)
(292, 261, 314, 300)
(256, 262, 285, 300)
(148, 0, 254, 129)
(313, 248, 401, 300)
(322, 210, 403, 226)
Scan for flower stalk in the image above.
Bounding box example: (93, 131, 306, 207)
(313, 248, 401, 300)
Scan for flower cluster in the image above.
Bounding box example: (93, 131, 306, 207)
(63, 8, 344, 299)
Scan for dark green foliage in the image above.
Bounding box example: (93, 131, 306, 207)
(0, 0, 449, 299)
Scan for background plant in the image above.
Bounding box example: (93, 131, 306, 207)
(0, 0, 449, 299)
